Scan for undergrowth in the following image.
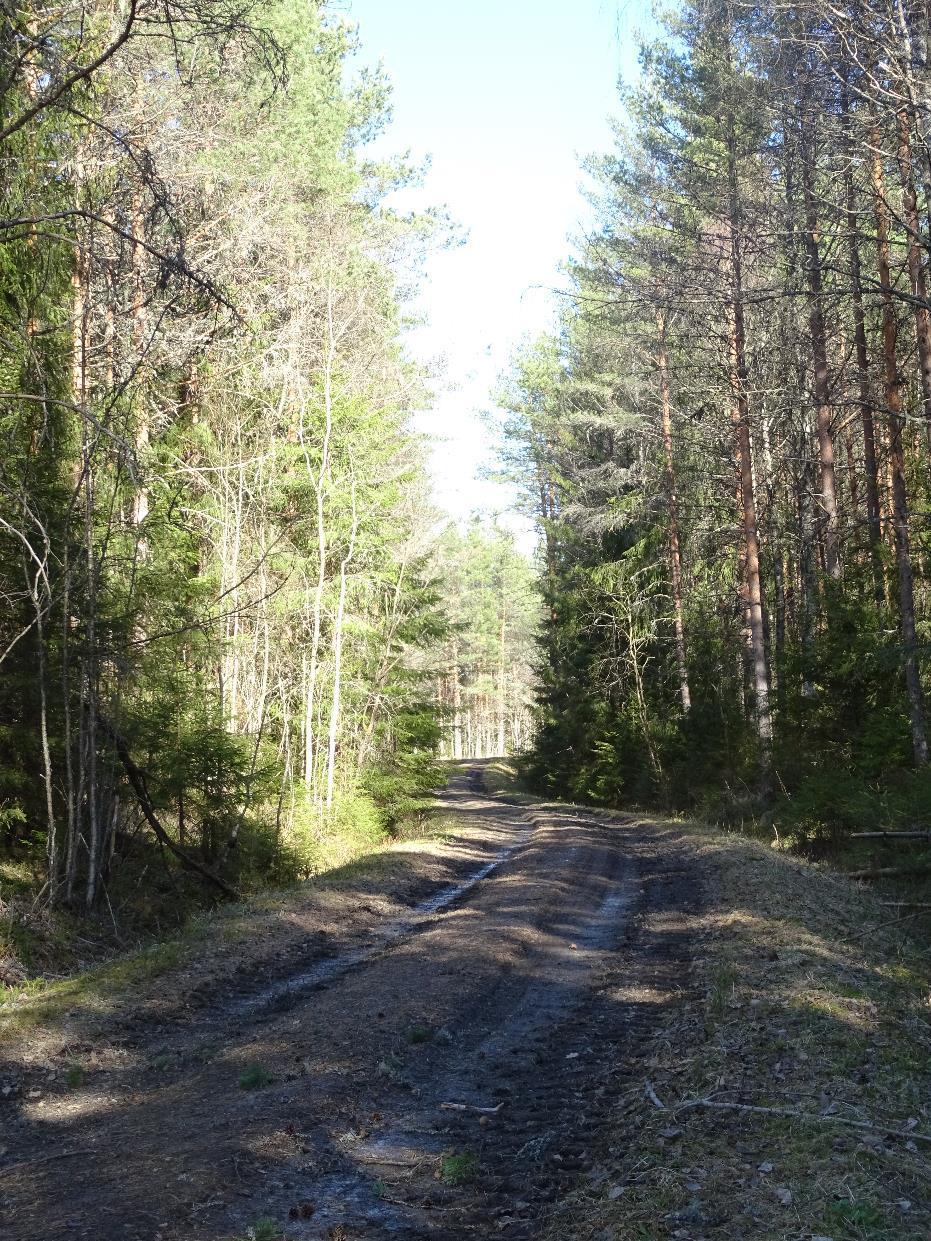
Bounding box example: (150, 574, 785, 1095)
(470, 763, 931, 1239)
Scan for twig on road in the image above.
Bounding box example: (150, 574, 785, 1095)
(675, 1097, 931, 1144)
(0, 1147, 95, 1179)
(645, 1081, 667, 1110)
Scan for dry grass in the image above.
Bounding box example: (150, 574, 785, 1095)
(545, 820, 931, 1240)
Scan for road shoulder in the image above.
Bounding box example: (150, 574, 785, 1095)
(0, 765, 522, 1070)
(533, 803, 931, 1241)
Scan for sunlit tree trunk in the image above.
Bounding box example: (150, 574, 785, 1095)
(894, 105, 931, 444)
(325, 474, 357, 809)
(727, 116, 772, 770)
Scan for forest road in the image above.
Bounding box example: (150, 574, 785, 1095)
(0, 763, 700, 1240)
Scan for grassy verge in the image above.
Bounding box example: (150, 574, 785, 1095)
(0, 804, 451, 1043)
(477, 763, 931, 1239)
(477, 758, 534, 801)
(549, 820, 931, 1239)
(700, 774, 931, 936)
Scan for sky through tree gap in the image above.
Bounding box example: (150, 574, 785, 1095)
(345, 0, 663, 542)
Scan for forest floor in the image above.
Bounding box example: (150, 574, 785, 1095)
(0, 763, 930, 1241)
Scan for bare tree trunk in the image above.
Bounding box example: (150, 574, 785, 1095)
(800, 114, 841, 579)
(451, 641, 463, 759)
(302, 278, 337, 797)
(130, 190, 150, 535)
(82, 442, 101, 909)
(894, 105, 931, 444)
(656, 310, 691, 712)
(870, 131, 929, 764)
(325, 475, 357, 810)
(496, 566, 507, 754)
(759, 408, 785, 693)
(36, 591, 57, 899)
(62, 540, 78, 903)
(621, 589, 664, 787)
(727, 118, 773, 771)
(539, 472, 558, 625)
(843, 108, 883, 578)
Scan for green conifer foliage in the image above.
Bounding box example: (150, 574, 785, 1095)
(0, 0, 452, 915)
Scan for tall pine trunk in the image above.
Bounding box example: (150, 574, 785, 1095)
(727, 117, 772, 772)
(869, 127, 929, 765)
(842, 86, 883, 582)
(800, 112, 840, 579)
(894, 105, 931, 442)
(656, 311, 691, 712)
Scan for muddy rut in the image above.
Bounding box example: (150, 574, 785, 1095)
(0, 766, 700, 1240)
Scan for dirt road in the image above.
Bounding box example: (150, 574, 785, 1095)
(0, 765, 698, 1240)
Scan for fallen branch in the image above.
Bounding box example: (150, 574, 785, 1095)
(98, 714, 239, 900)
(846, 865, 931, 881)
(0, 1147, 94, 1179)
(850, 831, 931, 841)
(440, 1101, 504, 1115)
(850, 909, 929, 938)
(675, 1097, 931, 1144)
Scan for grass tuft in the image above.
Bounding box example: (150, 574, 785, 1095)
(238, 1062, 274, 1091)
(440, 1150, 478, 1186)
(405, 1023, 434, 1045)
(64, 1063, 83, 1088)
(240, 1219, 280, 1241)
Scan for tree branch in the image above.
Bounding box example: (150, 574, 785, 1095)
(97, 713, 239, 899)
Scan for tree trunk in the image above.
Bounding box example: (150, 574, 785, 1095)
(870, 130, 929, 765)
(656, 311, 691, 713)
(894, 105, 931, 444)
(800, 114, 840, 579)
(727, 117, 773, 771)
(842, 96, 883, 580)
(759, 408, 785, 690)
(325, 476, 358, 809)
(302, 279, 337, 796)
(130, 189, 150, 534)
(496, 565, 508, 754)
(451, 640, 463, 759)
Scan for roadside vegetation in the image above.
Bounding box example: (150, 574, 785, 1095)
(0, 805, 448, 1046)
(546, 811, 931, 1241)
(497, 0, 931, 891)
(0, 0, 545, 994)
(1, 0, 455, 941)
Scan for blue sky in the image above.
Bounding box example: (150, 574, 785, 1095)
(343, 0, 662, 533)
